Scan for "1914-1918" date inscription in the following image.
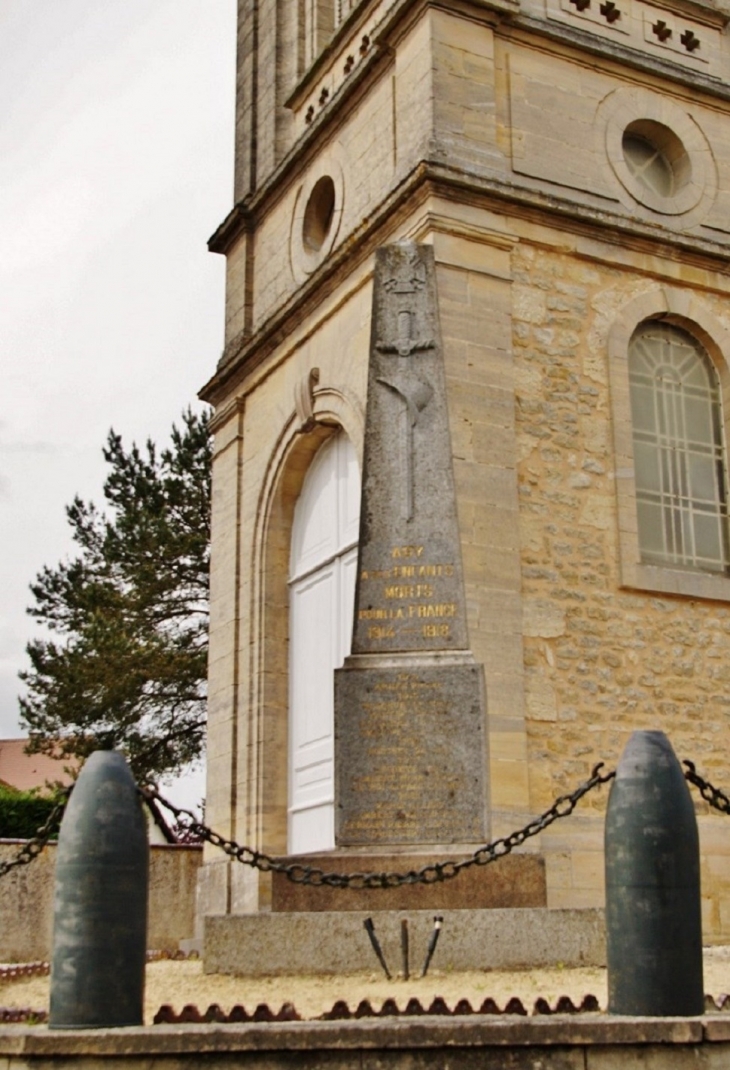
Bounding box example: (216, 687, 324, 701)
(358, 545, 459, 642)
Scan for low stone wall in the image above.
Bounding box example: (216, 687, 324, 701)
(0, 1015, 728, 1068)
(0, 842, 202, 962)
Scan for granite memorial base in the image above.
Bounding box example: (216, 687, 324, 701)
(335, 656, 487, 847)
(271, 852, 546, 912)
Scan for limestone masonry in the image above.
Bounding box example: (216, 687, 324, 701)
(199, 0, 730, 945)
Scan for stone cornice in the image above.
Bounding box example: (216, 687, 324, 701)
(208, 0, 518, 257)
(207, 202, 252, 258)
(209, 395, 246, 437)
(208, 0, 730, 260)
(199, 161, 730, 407)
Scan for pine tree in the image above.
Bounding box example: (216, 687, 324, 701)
(19, 409, 210, 785)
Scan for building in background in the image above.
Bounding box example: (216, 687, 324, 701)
(0, 739, 75, 793)
(0, 738, 175, 845)
(200, 0, 730, 942)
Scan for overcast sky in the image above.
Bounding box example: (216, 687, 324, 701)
(0, 2, 237, 806)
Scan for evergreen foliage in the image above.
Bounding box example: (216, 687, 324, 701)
(19, 409, 211, 785)
(0, 784, 60, 840)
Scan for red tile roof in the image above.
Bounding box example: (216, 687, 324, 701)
(0, 739, 76, 792)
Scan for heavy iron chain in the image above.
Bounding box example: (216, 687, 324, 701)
(2, 758, 726, 886)
(0, 790, 71, 880)
(141, 762, 616, 889)
(684, 760, 730, 815)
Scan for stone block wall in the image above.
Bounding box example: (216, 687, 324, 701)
(510, 238, 730, 938)
(0, 843, 202, 962)
(513, 243, 730, 804)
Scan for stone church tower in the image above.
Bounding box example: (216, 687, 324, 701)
(200, 0, 730, 956)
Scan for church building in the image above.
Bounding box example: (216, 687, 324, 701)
(199, 0, 730, 950)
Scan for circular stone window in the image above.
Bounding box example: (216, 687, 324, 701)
(302, 176, 336, 253)
(290, 156, 345, 283)
(599, 88, 715, 220)
(621, 120, 690, 200)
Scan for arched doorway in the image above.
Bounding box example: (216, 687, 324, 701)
(288, 431, 360, 853)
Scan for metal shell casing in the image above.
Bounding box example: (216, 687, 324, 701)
(605, 730, 703, 1016)
(49, 750, 148, 1028)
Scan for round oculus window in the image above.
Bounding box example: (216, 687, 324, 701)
(621, 120, 690, 201)
(598, 88, 714, 219)
(302, 175, 336, 253)
(289, 154, 345, 283)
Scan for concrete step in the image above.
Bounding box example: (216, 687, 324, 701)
(204, 907, 605, 977)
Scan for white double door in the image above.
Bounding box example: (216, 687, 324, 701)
(288, 432, 360, 854)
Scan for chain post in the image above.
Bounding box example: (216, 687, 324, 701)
(606, 731, 703, 1017)
(50, 750, 148, 1029)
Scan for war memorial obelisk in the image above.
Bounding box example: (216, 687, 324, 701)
(207, 245, 554, 966)
(335, 242, 489, 847)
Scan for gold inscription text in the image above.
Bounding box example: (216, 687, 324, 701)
(391, 545, 424, 559)
(384, 583, 434, 599)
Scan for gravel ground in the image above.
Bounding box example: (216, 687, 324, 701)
(2, 947, 729, 1024)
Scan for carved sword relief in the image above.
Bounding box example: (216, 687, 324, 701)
(375, 273, 435, 521)
(374, 308, 432, 520)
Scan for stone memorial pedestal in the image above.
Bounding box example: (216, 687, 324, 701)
(335, 655, 487, 846)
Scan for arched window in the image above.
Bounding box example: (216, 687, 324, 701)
(629, 321, 730, 573)
(288, 431, 360, 853)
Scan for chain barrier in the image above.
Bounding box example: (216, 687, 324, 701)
(0, 790, 71, 879)
(683, 761, 730, 816)
(2, 758, 727, 887)
(141, 762, 616, 889)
